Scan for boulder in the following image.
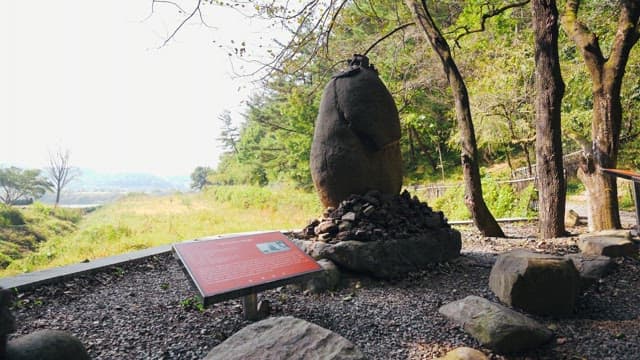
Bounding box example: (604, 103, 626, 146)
(438, 347, 488, 360)
(565, 253, 614, 290)
(489, 249, 580, 316)
(564, 209, 581, 227)
(578, 231, 636, 257)
(305, 259, 341, 293)
(290, 238, 331, 260)
(204, 316, 365, 360)
(6, 330, 90, 360)
(324, 231, 461, 279)
(439, 296, 552, 354)
(310, 54, 402, 208)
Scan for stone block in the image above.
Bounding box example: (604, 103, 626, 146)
(489, 249, 580, 316)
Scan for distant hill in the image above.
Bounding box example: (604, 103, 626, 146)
(67, 169, 190, 192)
(39, 169, 191, 205)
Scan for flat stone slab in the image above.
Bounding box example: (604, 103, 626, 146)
(204, 316, 365, 360)
(439, 296, 552, 354)
(578, 231, 636, 257)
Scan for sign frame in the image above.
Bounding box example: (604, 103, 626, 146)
(173, 231, 322, 306)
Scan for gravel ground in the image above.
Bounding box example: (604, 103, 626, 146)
(7, 209, 640, 360)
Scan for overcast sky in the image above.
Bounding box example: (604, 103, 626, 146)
(1, 0, 277, 177)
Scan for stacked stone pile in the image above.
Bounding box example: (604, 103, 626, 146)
(295, 189, 450, 244)
(291, 189, 461, 280)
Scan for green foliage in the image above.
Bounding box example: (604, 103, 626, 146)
(430, 179, 537, 220)
(0, 203, 80, 271)
(431, 185, 471, 220)
(180, 296, 204, 312)
(0, 205, 25, 226)
(190, 166, 212, 191)
(0, 167, 52, 205)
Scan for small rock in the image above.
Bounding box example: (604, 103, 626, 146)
(338, 221, 353, 232)
(362, 205, 375, 216)
(342, 212, 357, 222)
(315, 220, 338, 235)
(438, 347, 488, 360)
(565, 209, 581, 227)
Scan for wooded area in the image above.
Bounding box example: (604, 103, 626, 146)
(162, 0, 639, 234)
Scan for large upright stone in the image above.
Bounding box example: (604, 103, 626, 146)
(578, 230, 636, 257)
(489, 249, 580, 316)
(204, 316, 365, 360)
(310, 55, 402, 208)
(439, 296, 552, 354)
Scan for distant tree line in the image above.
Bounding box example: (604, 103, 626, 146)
(1, 148, 78, 206)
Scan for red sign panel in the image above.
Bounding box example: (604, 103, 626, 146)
(173, 232, 321, 305)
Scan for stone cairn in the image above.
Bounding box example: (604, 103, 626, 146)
(296, 189, 451, 244)
(291, 189, 461, 280)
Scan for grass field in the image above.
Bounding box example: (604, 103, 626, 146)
(1, 186, 323, 277)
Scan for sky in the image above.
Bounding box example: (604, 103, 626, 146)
(1, 0, 278, 177)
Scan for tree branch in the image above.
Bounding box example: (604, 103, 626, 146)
(561, 0, 606, 76)
(452, 0, 531, 45)
(363, 22, 415, 56)
(158, 0, 204, 48)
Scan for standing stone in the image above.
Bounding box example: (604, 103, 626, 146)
(204, 316, 365, 360)
(439, 296, 552, 354)
(310, 54, 402, 208)
(489, 249, 580, 316)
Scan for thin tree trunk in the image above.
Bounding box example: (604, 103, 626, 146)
(532, 0, 566, 238)
(562, 0, 640, 230)
(405, 0, 504, 237)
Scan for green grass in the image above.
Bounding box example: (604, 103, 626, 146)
(1, 186, 323, 277)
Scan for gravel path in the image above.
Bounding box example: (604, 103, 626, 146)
(8, 210, 640, 359)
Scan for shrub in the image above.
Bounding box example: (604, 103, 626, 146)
(0, 206, 25, 226)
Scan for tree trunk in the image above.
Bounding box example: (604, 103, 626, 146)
(532, 0, 567, 238)
(562, 0, 640, 230)
(405, 0, 504, 237)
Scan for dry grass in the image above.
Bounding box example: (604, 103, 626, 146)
(1, 186, 322, 277)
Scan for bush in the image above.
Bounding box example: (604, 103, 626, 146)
(430, 179, 538, 221)
(0, 206, 25, 226)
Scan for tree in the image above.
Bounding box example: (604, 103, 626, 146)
(46, 148, 79, 206)
(0, 167, 51, 205)
(561, 0, 640, 230)
(532, 0, 566, 238)
(405, 0, 504, 237)
(190, 166, 212, 191)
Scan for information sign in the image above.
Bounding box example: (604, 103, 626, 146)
(173, 231, 322, 305)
